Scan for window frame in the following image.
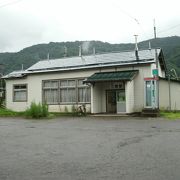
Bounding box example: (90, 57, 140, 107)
(42, 78, 91, 105)
(42, 80, 59, 104)
(13, 84, 28, 102)
(77, 79, 91, 103)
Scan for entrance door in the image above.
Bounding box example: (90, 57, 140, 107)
(106, 90, 126, 113)
(116, 90, 126, 113)
(106, 91, 116, 113)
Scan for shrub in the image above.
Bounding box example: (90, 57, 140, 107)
(71, 105, 78, 115)
(25, 102, 49, 119)
(64, 106, 69, 113)
(42, 103, 49, 117)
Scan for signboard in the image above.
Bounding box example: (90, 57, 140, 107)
(152, 69, 158, 76)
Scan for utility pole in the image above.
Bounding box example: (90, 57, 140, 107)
(154, 19, 158, 71)
(153, 19, 159, 109)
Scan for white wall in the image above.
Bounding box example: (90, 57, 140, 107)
(125, 80, 134, 113)
(159, 79, 180, 111)
(91, 82, 112, 113)
(132, 66, 152, 112)
(6, 69, 97, 112)
(91, 83, 102, 113)
(6, 78, 30, 111)
(6, 64, 154, 113)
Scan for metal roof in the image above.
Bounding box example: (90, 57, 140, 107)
(84, 70, 139, 83)
(27, 49, 161, 72)
(3, 48, 162, 79)
(3, 70, 27, 79)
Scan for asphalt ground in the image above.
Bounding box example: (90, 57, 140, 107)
(0, 116, 180, 180)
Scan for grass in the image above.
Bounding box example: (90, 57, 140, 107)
(0, 108, 24, 117)
(160, 111, 180, 119)
(0, 108, 180, 120)
(0, 108, 82, 118)
(51, 112, 85, 117)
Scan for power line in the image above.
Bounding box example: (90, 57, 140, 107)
(0, 0, 24, 8)
(113, 0, 180, 40)
(112, 0, 152, 41)
(158, 23, 180, 34)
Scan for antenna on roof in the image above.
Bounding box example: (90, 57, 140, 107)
(93, 47, 96, 55)
(64, 46, 67, 57)
(134, 35, 139, 60)
(148, 41, 151, 50)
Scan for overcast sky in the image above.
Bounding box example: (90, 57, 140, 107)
(0, 0, 180, 52)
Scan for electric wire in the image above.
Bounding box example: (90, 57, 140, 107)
(112, 0, 153, 42)
(158, 23, 180, 34)
(0, 0, 24, 8)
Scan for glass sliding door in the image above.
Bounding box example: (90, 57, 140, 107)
(145, 81, 152, 107)
(116, 90, 126, 113)
(106, 90, 126, 113)
(106, 90, 116, 113)
(145, 80, 157, 108)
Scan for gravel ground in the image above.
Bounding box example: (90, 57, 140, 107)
(0, 116, 180, 180)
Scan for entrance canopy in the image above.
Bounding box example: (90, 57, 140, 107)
(84, 70, 139, 83)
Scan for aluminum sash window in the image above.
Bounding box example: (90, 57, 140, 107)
(13, 84, 27, 102)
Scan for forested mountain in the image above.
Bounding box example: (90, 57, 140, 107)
(0, 36, 180, 76)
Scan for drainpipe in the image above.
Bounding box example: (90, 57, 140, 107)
(168, 74, 171, 111)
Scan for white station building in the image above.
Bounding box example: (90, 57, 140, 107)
(3, 48, 180, 114)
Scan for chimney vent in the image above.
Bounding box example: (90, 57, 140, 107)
(134, 35, 139, 60)
(79, 45, 82, 57)
(64, 46, 67, 57)
(148, 41, 151, 50)
(93, 47, 96, 55)
(47, 53, 50, 60)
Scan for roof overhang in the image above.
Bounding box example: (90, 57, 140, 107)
(84, 70, 139, 84)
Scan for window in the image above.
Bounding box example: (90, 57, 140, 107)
(13, 84, 27, 102)
(42, 79, 91, 104)
(78, 80, 91, 103)
(112, 82, 124, 89)
(60, 80, 76, 103)
(43, 81, 58, 104)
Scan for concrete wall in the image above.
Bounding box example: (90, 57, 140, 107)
(91, 83, 102, 113)
(125, 80, 134, 113)
(91, 82, 115, 113)
(159, 79, 180, 111)
(133, 66, 152, 112)
(6, 69, 96, 112)
(6, 64, 158, 113)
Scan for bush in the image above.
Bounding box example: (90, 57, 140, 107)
(71, 105, 78, 116)
(64, 106, 69, 113)
(25, 102, 49, 119)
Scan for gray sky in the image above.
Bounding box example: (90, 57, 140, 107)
(0, 0, 180, 52)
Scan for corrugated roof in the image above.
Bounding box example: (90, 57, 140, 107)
(84, 70, 139, 83)
(3, 70, 27, 79)
(3, 48, 162, 79)
(27, 49, 160, 72)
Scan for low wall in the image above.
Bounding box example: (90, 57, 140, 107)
(159, 79, 180, 111)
